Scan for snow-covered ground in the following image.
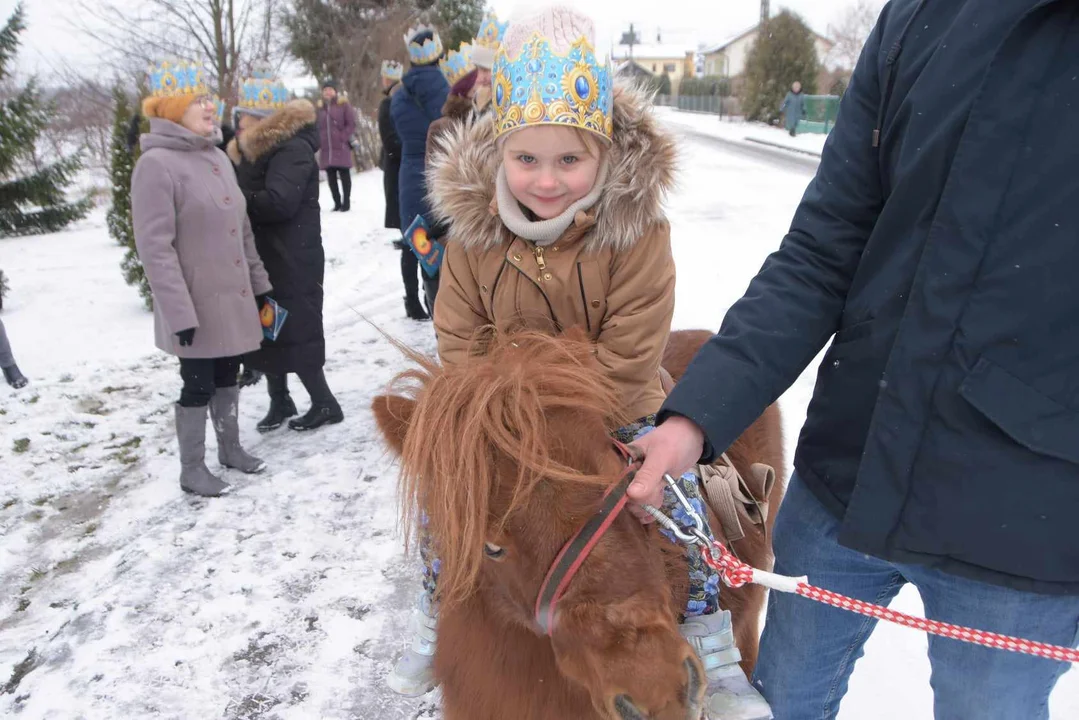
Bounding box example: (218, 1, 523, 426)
(658, 107, 830, 157)
(0, 121, 1075, 719)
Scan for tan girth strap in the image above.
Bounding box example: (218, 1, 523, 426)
(698, 454, 776, 545)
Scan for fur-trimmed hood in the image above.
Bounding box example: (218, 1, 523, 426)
(426, 83, 677, 253)
(227, 99, 318, 165)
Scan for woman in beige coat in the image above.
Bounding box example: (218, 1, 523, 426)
(132, 61, 273, 497)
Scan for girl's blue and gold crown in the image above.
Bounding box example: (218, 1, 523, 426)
(381, 60, 404, 82)
(237, 71, 289, 113)
(404, 24, 443, 66)
(148, 59, 209, 98)
(439, 43, 474, 85)
(474, 12, 509, 50)
(492, 33, 613, 140)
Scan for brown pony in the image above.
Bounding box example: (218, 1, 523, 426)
(373, 329, 785, 720)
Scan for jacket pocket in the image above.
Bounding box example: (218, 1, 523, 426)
(959, 357, 1079, 465)
(833, 318, 875, 346)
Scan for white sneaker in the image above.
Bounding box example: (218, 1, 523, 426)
(386, 592, 439, 697)
(680, 610, 773, 720)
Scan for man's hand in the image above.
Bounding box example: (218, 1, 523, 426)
(175, 328, 196, 347)
(626, 415, 706, 523)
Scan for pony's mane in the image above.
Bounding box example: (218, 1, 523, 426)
(388, 329, 625, 608)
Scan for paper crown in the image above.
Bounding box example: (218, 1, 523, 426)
(236, 66, 289, 113)
(212, 95, 226, 123)
(492, 32, 613, 140)
(474, 12, 509, 50)
(404, 24, 443, 65)
(439, 43, 475, 85)
(148, 59, 209, 98)
(381, 60, 404, 81)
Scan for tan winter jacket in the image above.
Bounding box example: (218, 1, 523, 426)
(426, 85, 678, 420)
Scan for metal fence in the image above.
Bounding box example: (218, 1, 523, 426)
(656, 93, 841, 135)
(654, 94, 739, 118)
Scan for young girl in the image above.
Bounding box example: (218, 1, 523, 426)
(390, 6, 770, 718)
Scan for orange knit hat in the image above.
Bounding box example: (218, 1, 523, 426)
(142, 94, 198, 124)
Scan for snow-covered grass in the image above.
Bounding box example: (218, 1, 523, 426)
(0, 127, 1075, 719)
(657, 106, 830, 157)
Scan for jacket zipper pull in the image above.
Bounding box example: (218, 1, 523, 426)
(534, 246, 546, 271)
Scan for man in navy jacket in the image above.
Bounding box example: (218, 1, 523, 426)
(629, 1, 1079, 716)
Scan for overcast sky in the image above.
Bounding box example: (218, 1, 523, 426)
(5, 0, 866, 76)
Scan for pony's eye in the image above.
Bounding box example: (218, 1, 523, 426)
(484, 542, 506, 560)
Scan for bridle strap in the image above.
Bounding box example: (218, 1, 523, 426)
(534, 441, 639, 635)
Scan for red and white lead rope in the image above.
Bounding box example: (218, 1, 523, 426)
(700, 539, 1079, 665)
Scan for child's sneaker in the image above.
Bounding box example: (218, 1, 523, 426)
(680, 610, 773, 720)
(386, 592, 439, 697)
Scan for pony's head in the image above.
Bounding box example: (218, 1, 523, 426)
(373, 329, 705, 719)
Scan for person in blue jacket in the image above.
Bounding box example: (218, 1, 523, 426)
(391, 24, 449, 321)
(627, 0, 1079, 717)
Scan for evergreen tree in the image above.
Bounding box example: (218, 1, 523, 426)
(107, 84, 152, 309)
(431, 0, 486, 51)
(0, 4, 91, 238)
(741, 11, 821, 124)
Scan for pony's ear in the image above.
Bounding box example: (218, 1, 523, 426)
(371, 394, 416, 456)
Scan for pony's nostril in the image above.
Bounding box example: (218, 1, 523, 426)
(613, 695, 648, 720)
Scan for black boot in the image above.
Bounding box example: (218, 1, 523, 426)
(404, 295, 430, 321)
(289, 369, 344, 432)
(257, 374, 298, 433)
(3, 364, 28, 389)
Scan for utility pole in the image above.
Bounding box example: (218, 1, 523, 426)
(760, 0, 770, 24)
(620, 23, 638, 61)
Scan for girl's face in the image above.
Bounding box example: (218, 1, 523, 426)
(181, 96, 217, 137)
(502, 126, 601, 220)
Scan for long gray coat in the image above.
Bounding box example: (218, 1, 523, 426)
(132, 119, 272, 359)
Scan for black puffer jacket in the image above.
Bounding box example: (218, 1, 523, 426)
(228, 100, 326, 375)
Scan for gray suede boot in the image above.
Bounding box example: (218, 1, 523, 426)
(209, 386, 266, 474)
(176, 404, 231, 497)
(681, 610, 773, 720)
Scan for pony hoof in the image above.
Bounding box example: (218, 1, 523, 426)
(683, 657, 705, 720)
(614, 695, 648, 720)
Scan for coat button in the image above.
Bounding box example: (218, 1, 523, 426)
(512, 254, 522, 262)
(543, 273, 552, 281)
(212, 166, 221, 175)
(591, 300, 600, 308)
(231, 228, 238, 236)
(241, 289, 248, 297)
(235, 259, 242, 266)
(224, 196, 232, 204)
(480, 285, 488, 293)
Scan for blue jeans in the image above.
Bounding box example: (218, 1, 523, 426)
(753, 474, 1079, 719)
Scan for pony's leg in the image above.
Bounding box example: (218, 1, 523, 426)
(387, 515, 440, 697)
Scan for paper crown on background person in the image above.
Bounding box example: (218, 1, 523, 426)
(147, 59, 210, 98)
(439, 42, 475, 85)
(236, 65, 289, 116)
(212, 95, 226, 123)
(474, 12, 510, 50)
(471, 12, 510, 68)
(381, 60, 404, 81)
(492, 7, 613, 140)
(404, 24, 443, 66)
